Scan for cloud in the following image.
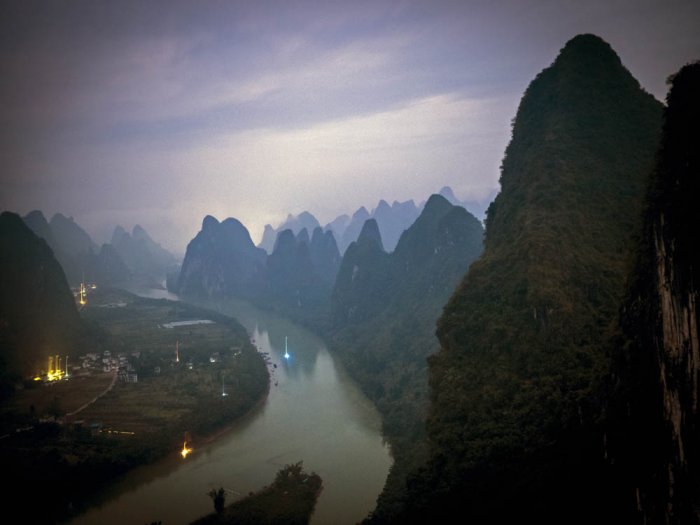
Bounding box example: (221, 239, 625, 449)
(87, 32, 409, 131)
(4, 0, 698, 254)
(147, 91, 512, 244)
(28, 91, 509, 252)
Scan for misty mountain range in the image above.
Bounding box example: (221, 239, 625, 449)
(22, 210, 177, 288)
(258, 185, 491, 255)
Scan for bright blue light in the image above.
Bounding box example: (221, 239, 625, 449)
(284, 352, 290, 360)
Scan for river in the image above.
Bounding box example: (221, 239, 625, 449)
(69, 289, 392, 525)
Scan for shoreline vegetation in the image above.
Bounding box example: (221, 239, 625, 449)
(0, 287, 270, 524)
(191, 461, 323, 525)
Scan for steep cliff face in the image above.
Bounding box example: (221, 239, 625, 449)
(0, 212, 86, 383)
(406, 34, 662, 523)
(612, 62, 700, 524)
(329, 197, 484, 521)
(176, 215, 267, 297)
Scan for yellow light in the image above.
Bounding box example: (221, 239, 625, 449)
(79, 282, 87, 306)
(181, 441, 193, 459)
(33, 376, 41, 381)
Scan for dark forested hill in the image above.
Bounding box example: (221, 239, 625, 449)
(175, 215, 267, 298)
(329, 196, 484, 520)
(610, 61, 700, 525)
(262, 227, 339, 320)
(402, 34, 663, 523)
(0, 212, 86, 390)
(174, 216, 340, 325)
(23, 211, 137, 287)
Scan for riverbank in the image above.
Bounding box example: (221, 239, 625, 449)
(60, 290, 390, 525)
(0, 288, 270, 524)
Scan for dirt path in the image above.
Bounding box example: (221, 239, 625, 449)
(66, 370, 118, 417)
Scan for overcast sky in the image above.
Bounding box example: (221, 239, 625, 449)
(1, 0, 698, 253)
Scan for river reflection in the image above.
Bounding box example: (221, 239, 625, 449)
(68, 289, 392, 525)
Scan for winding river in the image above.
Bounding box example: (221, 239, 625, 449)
(69, 290, 392, 525)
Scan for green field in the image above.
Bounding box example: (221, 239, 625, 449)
(1, 373, 114, 424)
(75, 288, 268, 437)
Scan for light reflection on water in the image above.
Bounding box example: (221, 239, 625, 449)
(68, 289, 391, 525)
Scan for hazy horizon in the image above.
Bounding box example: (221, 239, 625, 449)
(2, 0, 699, 253)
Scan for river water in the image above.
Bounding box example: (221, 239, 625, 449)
(69, 290, 392, 525)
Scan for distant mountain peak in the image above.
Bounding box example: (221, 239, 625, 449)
(177, 215, 266, 297)
(23, 210, 54, 246)
(550, 33, 635, 88)
(296, 228, 310, 246)
(202, 215, 220, 230)
(357, 219, 384, 251)
(559, 33, 620, 62)
(258, 211, 320, 254)
(272, 229, 296, 253)
(439, 186, 457, 202)
(221, 217, 245, 228)
(132, 224, 148, 239)
(352, 207, 369, 220)
(424, 193, 453, 214)
(25, 209, 48, 223)
(298, 211, 316, 221)
(111, 225, 128, 244)
(376, 199, 391, 212)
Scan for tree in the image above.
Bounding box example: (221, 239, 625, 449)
(208, 487, 226, 514)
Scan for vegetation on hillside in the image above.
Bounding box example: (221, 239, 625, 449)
(0, 211, 91, 396)
(328, 197, 484, 521)
(399, 34, 662, 523)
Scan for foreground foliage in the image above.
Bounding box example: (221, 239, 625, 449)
(192, 461, 322, 525)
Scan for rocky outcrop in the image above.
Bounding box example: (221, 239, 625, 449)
(612, 61, 700, 525)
